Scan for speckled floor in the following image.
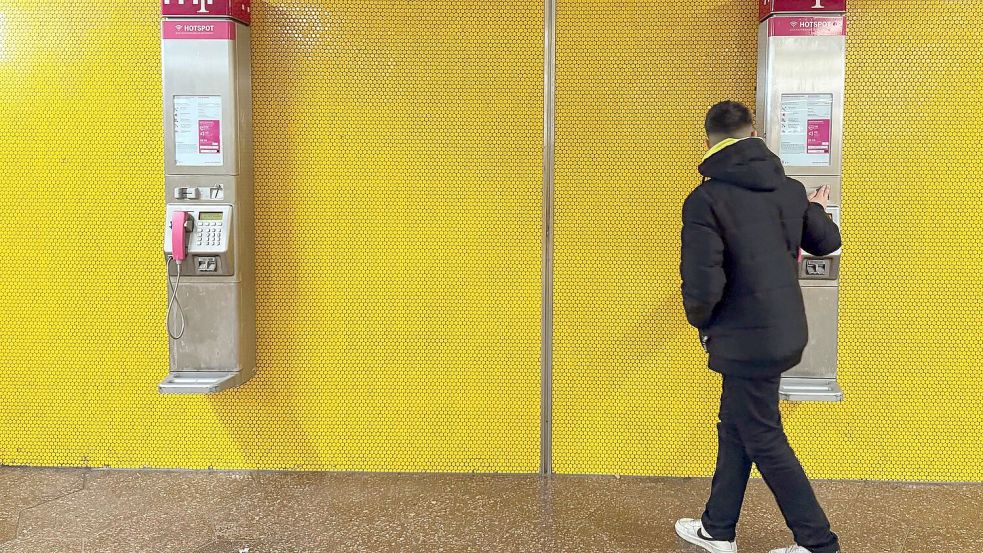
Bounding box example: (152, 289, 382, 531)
(0, 468, 979, 553)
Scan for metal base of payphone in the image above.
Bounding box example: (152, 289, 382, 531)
(160, 277, 255, 394)
(779, 377, 843, 402)
(779, 281, 843, 403)
(159, 371, 247, 394)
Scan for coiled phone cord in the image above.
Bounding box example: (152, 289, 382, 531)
(166, 256, 187, 340)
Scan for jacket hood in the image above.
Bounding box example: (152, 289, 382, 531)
(698, 137, 786, 192)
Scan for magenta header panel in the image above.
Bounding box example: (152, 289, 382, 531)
(760, 0, 846, 21)
(161, 0, 251, 25)
(768, 16, 846, 36)
(162, 20, 237, 40)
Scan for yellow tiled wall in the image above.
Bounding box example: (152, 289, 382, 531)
(0, 0, 543, 471)
(552, 1, 983, 480)
(0, 0, 980, 480)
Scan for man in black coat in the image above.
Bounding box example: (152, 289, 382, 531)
(673, 101, 842, 553)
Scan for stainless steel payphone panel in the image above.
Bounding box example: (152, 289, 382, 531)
(756, 6, 847, 401)
(159, 9, 255, 394)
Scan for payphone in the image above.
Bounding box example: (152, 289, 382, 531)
(159, 0, 255, 393)
(756, 0, 847, 401)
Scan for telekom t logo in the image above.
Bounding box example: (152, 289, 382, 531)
(162, 0, 214, 13)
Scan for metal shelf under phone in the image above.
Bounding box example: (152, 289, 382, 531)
(158, 371, 244, 394)
(779, 377, 843, 402)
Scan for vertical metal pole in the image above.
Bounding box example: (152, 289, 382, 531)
(540, 0, 556, 475)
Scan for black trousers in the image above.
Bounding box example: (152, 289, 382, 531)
(701, 374, 840, 553)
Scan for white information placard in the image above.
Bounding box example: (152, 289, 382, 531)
(779, 93, 833, 167)
(174, 96, 223, 166)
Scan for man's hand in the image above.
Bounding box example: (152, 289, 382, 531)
(807, 185, 830, 208)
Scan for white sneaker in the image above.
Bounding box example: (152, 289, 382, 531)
(674, 518, 738, 553)
(768, 547, 811, 553)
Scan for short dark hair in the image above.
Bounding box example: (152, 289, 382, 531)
(705, 101, 754, 138)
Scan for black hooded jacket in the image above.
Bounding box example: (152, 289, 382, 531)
(680, 138, 842, 377)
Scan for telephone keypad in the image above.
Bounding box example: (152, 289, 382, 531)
(192, 219, 226, 252)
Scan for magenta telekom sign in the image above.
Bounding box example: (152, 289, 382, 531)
(161, 0, 251, 25)
(760, 0, 846, 21)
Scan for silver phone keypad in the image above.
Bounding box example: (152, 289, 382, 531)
(193, 220, 225, 250)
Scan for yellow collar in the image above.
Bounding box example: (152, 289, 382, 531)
(702, 137, 749, 161)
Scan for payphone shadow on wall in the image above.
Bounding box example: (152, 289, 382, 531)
(757, 0, 847, 401)
(160, 0, 256, 393)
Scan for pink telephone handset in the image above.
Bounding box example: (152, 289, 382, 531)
(166, 211, 194, 340)
(170, 211, 193, 263)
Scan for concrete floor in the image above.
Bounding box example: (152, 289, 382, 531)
(0, 468, 979, 552)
